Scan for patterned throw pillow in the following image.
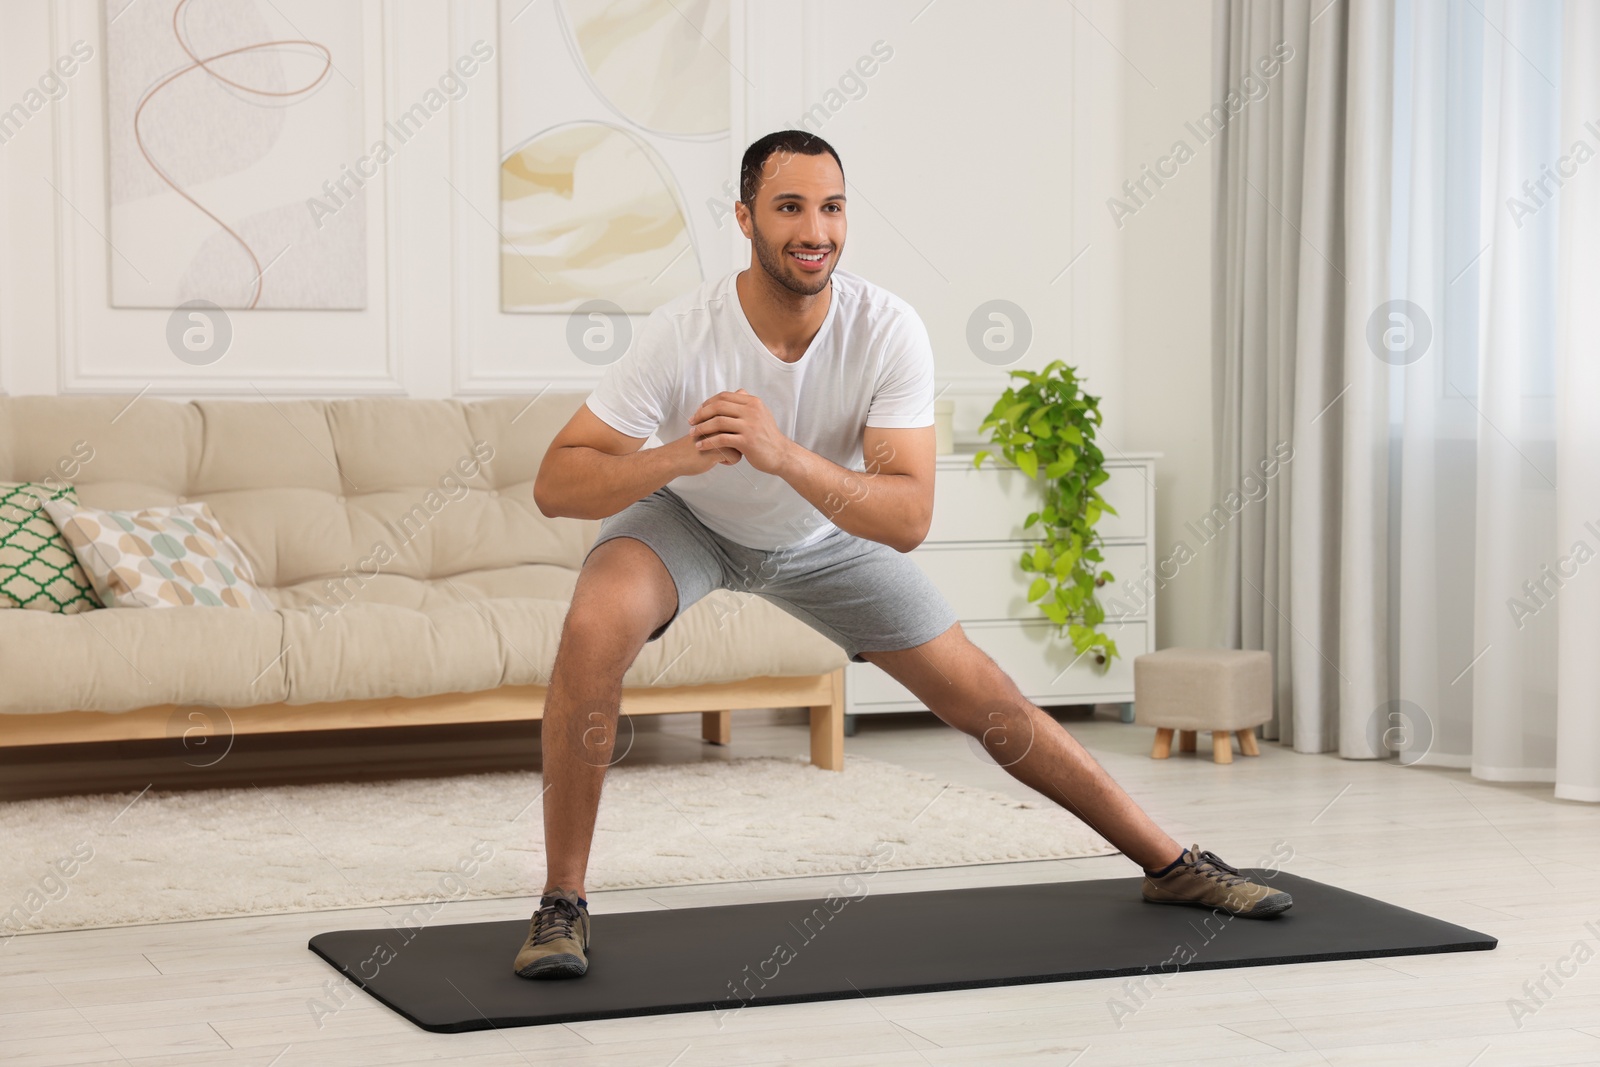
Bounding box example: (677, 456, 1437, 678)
(41, 497, 274, 610)
(0, 482, 102, 613)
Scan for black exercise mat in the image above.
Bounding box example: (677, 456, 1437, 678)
(307, 870, 1496, 1033)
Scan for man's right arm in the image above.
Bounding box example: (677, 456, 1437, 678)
(533, 402, 739, 520)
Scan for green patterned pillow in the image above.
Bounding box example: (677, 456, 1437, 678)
(0, 482, 102, 613)
(41, 497, 273, 611)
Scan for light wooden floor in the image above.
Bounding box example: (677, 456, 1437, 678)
(5, 707, 1600, 1066)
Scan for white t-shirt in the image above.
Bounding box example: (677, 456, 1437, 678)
(584, 267, 936, 551)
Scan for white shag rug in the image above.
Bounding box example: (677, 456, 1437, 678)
(0, 753, 1117, 935)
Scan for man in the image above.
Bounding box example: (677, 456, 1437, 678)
(516, 130, 1291, 979)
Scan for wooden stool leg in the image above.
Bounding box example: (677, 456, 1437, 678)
(1178, 730, 1196, 753)
(1212, 731, 1234, 764)
(702, 710, 731, 746)
(1151, 728, 1174, 759)
(1237, 728, 1260, 756)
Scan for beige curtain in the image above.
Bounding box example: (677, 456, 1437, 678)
(1215, 0, 1600, 801)
(1211, 0, 1393, 754)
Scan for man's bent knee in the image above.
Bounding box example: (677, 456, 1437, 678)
(571, 539, 677, 637)
(558, 600, 661, 669)
(566, 538, 676, 635)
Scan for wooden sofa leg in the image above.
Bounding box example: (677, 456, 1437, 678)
(701, 710, 731, 746)
(1237, 728, 1260, 756)
(1178, 729, 1196, 753)
(808, 668, 846, 771)
(1151, 728, 1174, 759)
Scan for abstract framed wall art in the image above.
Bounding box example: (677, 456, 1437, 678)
(104, 0, 367, 309)
(498, 0, 733, 313)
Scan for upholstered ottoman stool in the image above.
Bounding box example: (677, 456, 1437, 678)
(1133, 648, 1271, 764)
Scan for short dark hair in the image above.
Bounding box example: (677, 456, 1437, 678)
(739, 130, 844, 205)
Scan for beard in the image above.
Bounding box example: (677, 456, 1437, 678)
(749, 216, 833, 296)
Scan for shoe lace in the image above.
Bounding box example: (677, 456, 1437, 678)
(531, 895, 583, 946)
(1191, 848, 1250, 888)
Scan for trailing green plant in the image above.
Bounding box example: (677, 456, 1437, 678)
(973, 359, 1119, 665)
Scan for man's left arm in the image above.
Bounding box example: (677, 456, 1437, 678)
(775, 425, 936, 552)
(781, 307, 940, 552)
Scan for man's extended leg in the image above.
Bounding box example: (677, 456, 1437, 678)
(860, 623, 1182, 870)
(858, 622, 1293, 916)
(747, 520, 1290, 915)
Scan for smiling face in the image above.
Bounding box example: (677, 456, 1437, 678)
(736, 149, 846, 297)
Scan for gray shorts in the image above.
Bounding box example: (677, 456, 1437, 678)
(583, 486, 958, 663)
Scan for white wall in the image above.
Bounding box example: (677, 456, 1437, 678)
(0, 0, 1218, 645)
(1115, 0, 1222, 650)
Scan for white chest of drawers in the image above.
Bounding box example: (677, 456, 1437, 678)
(844, 446, 1158, 727)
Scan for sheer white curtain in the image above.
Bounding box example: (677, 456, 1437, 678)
(1390, 0, 1597, 800)
(1216, 0, 1599, 800)
(1554, 1, 1600, 802)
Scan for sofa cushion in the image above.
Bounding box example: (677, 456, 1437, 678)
(0, 482, 100, 613)
(270, 567, 848, 704)
(0, 394, 589, 586)
(0, 572, 846, 715)
(0, 604, 289, 714)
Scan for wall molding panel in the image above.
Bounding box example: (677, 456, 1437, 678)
(51, 0, 403, 396)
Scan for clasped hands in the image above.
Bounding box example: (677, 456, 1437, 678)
(686, 389, 792, 475)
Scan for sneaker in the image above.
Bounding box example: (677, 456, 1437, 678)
(1141, 844, 1293, 918)
(512, 887, 591, 978)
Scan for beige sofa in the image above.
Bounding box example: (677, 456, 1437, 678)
(0, 393, 849, 768)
